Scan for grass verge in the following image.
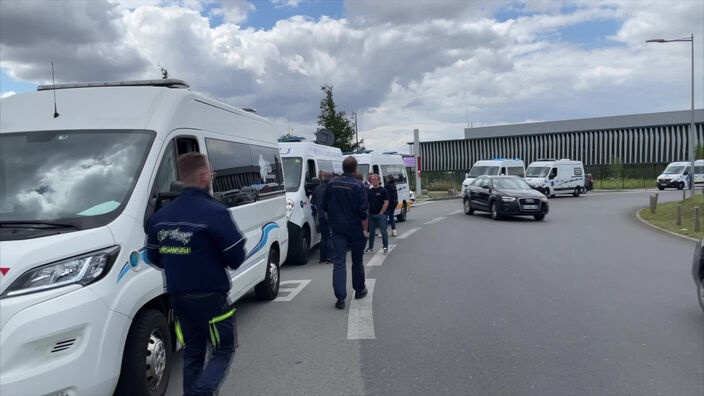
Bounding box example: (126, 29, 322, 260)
(639, 194, 704, 240)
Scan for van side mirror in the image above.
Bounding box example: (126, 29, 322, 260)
(465, 173, 470, 179)
(143, 182, 183, 233)
(684, 170, 689, 175)
(305, 177, 321, 196)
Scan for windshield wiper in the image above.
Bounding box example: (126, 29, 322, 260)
(0, 221, 79, 229)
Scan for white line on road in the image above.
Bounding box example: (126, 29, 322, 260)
(274, 279, 311, 302)
(447, 209, 464, 215)
(424, 216, 447, 225)
(397, 227, 421, 239)
(347, 278, 375, 340)
(366, 244, 396, 266)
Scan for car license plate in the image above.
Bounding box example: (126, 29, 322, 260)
(522, 204, 538, 210)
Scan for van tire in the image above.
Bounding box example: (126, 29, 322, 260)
(463, 199, 474, 215)
(289, 227, 310, 265)
(658, 186, 665, 191)
(677, 182, 684, 190)
(115, 309, 172, 396)
(396, 205, 407, 222)
(572, 187, 580, 197)
(255, 249, 280, 301)
(534, 214, 545, 221)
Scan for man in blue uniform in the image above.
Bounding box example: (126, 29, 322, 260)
(311, 171, 333, 263)
(146, 152, 246, 396)
(322, 157, 369, 309)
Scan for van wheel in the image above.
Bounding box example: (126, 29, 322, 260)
(463, 199, 474, 215)
(572, 187, 580, 197)
(255, 249, 280, 301)
(534, 214, 545, 221)
(115, 310, 172, 396)
(657, 186, 665, 191)
(290, 228, 310, 265)
(396, 205, 407, 222)
(490, 202, 501, 220)
(677, 182, 684, 190)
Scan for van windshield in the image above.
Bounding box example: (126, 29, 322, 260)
(663, 165, 685, 174)
(526, 167, 550, 177)
(0, 130, 154, 229)
(468, 166, 499, 177)
(358, 164, 370, 177)
(282, 157, 303, 192)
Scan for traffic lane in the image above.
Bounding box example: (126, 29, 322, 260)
(362, 194, 702, 395)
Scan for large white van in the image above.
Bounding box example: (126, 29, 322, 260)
(0, 80, 288, 395)
(526, 159, 586, 197)
(461, 159, 525, 194)
(279, 138, 343, 264)
(656, 161, 704, 190)
(346, 151, 412, 222)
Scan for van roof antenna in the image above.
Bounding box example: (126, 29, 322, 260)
(51, 61, 59, 118)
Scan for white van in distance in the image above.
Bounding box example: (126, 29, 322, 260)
(0, 80, 288, 396)
(346, 150, 412, 222)
(526, 159, 586, 197)
(462, 159, 525, 194)
(656, 161, 702, 190)
(279, 138, 343, 264)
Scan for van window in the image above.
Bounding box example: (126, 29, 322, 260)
(372, 165, 380, 175)
(318, 159, 335, 174)
(507, 167, 524, 177)
(306, 159, 317, 182)
(358, 164, 370, 176)
(663, 165, 685, 174)
(526, 167, 550, 177)
(282, 157, 303, 192)
(152, 141, 178, 195)
(380, 164, 407, 184)
(468, 166, 499, 177)
(548, 168, 558, 179)
(205, 138, 284, 206)
(696, 166, 704, 174)
(500, 167, 506, 175)
(573, 167, 583, 176)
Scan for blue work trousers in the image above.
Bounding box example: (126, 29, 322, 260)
(367, 214, 388, 250)
(171, 291, 237, 396)
(331, 228, 366, 300)
(386, 204, 397, 230)
(319, 216, 333, 261)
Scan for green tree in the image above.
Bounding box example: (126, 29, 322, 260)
(159, 65, 169, 79)
(696, 144, 704, 159)
(317, 84, 364, 152)
(280, 132, 295, 139)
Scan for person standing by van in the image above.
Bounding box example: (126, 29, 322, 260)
(322, 156, 369, 309)
(311, 171, 333, 263)
(146, 152, 245, 396)
(365, 174, 390, 255)
(384, 174, 398, 237)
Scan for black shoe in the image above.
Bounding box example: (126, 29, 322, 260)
(335, 299, 345, 309)
(355, 288, 368, 299)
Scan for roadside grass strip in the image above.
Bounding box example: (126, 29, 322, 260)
(347, 279, 376, 340)
(397, 227, 421, 239)
(366, 245, 396, 266)
(639, 194, 704, 240)
(424, 216, 447, 225)
(274, 279, 311, 302)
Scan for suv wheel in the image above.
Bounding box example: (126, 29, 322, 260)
(490, 201, 501, 220)
(463, 199, 474, 215)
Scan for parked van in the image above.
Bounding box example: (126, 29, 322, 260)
(461, 159, 525, 194)
(526, 159, 585, 197)
(279, 138, 343, 264)
(0, 80, 288, 395)
(346, 151, 412, 221)
(656, 161, 704, 190)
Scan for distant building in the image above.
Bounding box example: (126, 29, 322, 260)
(415, 110, 704, 172)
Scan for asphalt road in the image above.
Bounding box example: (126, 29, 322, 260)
(167, 190, 703, 396)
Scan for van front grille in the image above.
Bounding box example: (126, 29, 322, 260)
(51, 339, 76, 353)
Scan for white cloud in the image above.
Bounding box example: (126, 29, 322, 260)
(272, 0, 306, 8)
(221, 0, 255, 24)
(0, 91, 16, 99)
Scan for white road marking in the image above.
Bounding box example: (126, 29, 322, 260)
(424, 216, 447, 225)
(366, 244, 396, 266)
(397, 227, 421, 239)
(274, 279, 311, 302)
(447, 209, 464, 215)
(347, 278, 376, 340)
(411, 201, 433, 207)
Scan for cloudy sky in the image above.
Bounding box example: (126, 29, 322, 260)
(1, 0, 702, 152)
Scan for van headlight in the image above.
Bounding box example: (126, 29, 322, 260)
(286, 199, 294, 220)
(1, 246, 120, 298)
(501, 196, 516, 202)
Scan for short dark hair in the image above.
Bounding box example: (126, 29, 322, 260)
(342, 156, 358, 174)
(178, 152, 209, 182)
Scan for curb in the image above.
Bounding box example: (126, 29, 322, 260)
(635, 208, 699, 242)
(426, 195, 462, 201)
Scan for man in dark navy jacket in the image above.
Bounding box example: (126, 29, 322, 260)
(146, 152, 245, 396)
(322, 156, 369, 309)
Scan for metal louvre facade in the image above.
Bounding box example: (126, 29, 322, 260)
(418, 110, 704, 172)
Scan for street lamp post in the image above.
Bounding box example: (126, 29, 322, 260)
(351, 112, 359, 148)
(647, 34, 696, 197)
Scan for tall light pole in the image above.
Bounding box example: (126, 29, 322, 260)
(647, 34, 696, 197)
(351, 112, 359, 148)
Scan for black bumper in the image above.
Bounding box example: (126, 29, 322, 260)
(498, 200, 549, 216)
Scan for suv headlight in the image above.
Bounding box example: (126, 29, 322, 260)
(501, 196, 516, 202)
(286, 199, 294, 220)
(1, 246, 120, 298)
(540, 196, 548, 202)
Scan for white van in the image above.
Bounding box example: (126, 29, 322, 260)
(461, 159, 525, 194)
(656, 161, 703, 190)
(279, 139, 343, 264)
(346, 151, 412, 221)
(526, 159, 586, 197)
(0, 80, 288, 396)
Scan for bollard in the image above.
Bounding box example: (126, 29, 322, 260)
(649, 194, 658, 214)
(676, 204, 682, 226)
(695, 207, 701, 232)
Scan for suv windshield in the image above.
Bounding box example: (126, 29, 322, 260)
(526, 166, 550, 177)
(663, 165, 685, 174)
(0, 130, 154, 227)
(469, 166, 499, 177)
(282, 157, 303, 192)
(492, 178, 531, 190)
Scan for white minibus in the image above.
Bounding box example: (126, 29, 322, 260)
(0, 80, 288, 395)
(526, 159, 586, 197)
(656, 161, 704, 190)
